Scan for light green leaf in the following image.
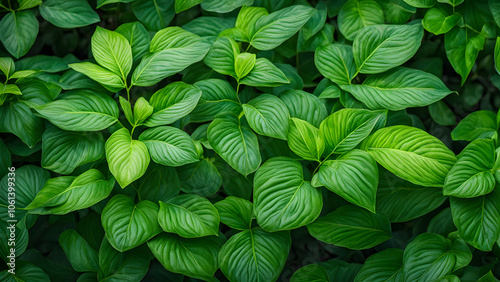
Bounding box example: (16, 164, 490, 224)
(235, 5, 269, 41)
(102, 195, 162, 252)
(239, 58, 289, 87)
(1, 100, 44, 148)
(158, 194, 219, 238)
(133, 97, 153, 125)
(438, 0, 463, 6)
(175, 0, 203, 13)
(445, 27, 485, 85)
(34, 90, 120, 131)
(338, 0, 384, 40)
(315, 44, 356, 85)
(144, 81, 202, 127)
(451, 110, 497, 141)
(291, 264, 329, 282)
(148, 233, 222, 280)
(287, 118, 324, 161)
(16, 0, 42, 10)
(40, 0, 100, 28)
(354, 249, 403, 282)
(254, 157, 322, 232)
(98, 238, 149, 281)
(190, 79, 241, 123)
(353, 24, 423, 74)
(59, 229, 99, 272)
(307, 205, 392, 250)
(131, 0, 175, 31)
(0, 57, 15, 79)
(313, 150, 378, 213)
(41, 126, 104, 174)
(115, 22, 150, 62)
(235, 52, 256, 79)
(178, 159, 222, 197)
(444, 139, 495, 198)
(119, 96, 134, 126)
(219, 228, 291, 282)
(280, 90, 328, 127)
(92, 26, 133, 79)
(450, 187, 500, 251)
(320, 108, 387, 155)
(0, 11, 39, 59)
(403, 233, 472, 281)
(422, 8, 461, 35)
(361, 126, 456, 186)
(203, 36, 239, 77)
(242, 94, 290, 140)
(250, 5, 316, 50)
(69, 62, 125, 92)
(26, 169, 114, 215)
(342, 67, 453, 111)
(215, 196, 253, 230)
(403, 0, 437, 7)
(139, 126, 199, 167)
(208, 114, 261, 176)
(106, 128, 150, 188)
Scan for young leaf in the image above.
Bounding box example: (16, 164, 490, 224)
(315, 44, 356, 85)
(235, 52, 256, 79)
(214, 196, 253, 230)
(239, 58, 289, 87)
(204, 36, 240, 77)
(242, 94, 290, 140)
(101, 194, 162, 252)
(235, 6, 269, 41)
(208, 114, 261, 176)
(422, 8, 461, 35)
(139, 126, 199, 167)
(133, 97, 153, 125)
(148, 233, 222, 280)
(0, 57, 15, 79)
(254, 157, 323, 231)
(39, 0, 100, 28)
(119, 96, 134, 125)
(361, 126, 456, 187)
(287, 118, 325, 161)
(219, 228, 291, 282)
(92, 26, 133, 80)
(69, 62, 125, 92)
(451, 110, 497, 141)
(354, 249, 404, 282)
(0, 11, 39, 59)
(313, 150, 378, 213)
(353, 24, 424, 74)
(337, 0, 384, 40)
(158, 194, 220, 238)
(106, 128, 150, 188)
(307, 205, 392, 250)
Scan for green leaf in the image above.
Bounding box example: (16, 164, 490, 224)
(354, 248, 404, 282)
(144, 81, 202, 127)
(307, 205, 392, 250)
(201, 0, 254, 13)
(338, 0, 384, 40)
(320, 108, 387, 155)
(59, 229, 99, 272)
(148, 233, 222, 280)
(403, 0, 437, 7)
(239, 58, 289, 87)
(26, 169, 114, 215)
(444, 139, 495, 198)
(287, 118, 325, 161)
(0, 11, 39, 59)
(376, 0, 416, 24)
(115, 22, 150, 62)
(106, 128, 150, 188)
(16, 0, 42, 10)
(280, 90, 328, 127)
(214, 196, 253, 230)
(445, 27, 485, 85)
(313, 150, 378, 213)
(158, 194, 220, 238)
(1, 100, 44, 148)
(92, 26, 133, 79)
(68, 62, 125, 92)
(190, 79, 241, 123)
(422, 8, 461, 35)
(0, 139, 10, 179)
(208, 114, 261, 176)
(96, 0, 136, 8)
(403, 233, 472, 281)
(119, 96, 134, 126)
(438, 0, 463, 6)
(235, 5, 269, 40)
(250, 5, 316, 50)
(242, 94, 290, 140)
(254, 157, 322, 231)
(429, 101, 456, 126)
(98, 238, 150, 281)
(353, 24, 423, 74)
(133, 97, 153, 125)
(0, 57, 15, 78)
(40, 0, 100, 28)
(315, 44, 356, 85)
(450, 187, 500, 251)
(451, 110, 497, 141)
(291, 264, 329, 282)
(496, 37, 500, 75)
(361, 126, 456, 186)
(219, 228, 291, 282)
(139, 126, 199, 167)
(34, 90, 120, 131)
(132, 163, 180, 203)
(101, 194, 162, 252)
(235, 52, 256, 79)
(132, 0, 175, 31)
(178, 159, 222, 197)
(41, 126, 104, 174)
(0, 262, 50, 282)
(175, 0, 203, 13)
(203, 36, 239, 77)
(320, 260, 363, 282)
(343, 68, 453, 111)
(0, 219, 28, 262)
(132, 27, 211, 86)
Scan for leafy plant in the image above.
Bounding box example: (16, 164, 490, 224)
(1, 0, 500, 281)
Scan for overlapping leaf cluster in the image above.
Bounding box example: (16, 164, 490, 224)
(1, 0, 500, 281)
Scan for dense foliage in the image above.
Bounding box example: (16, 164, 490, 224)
(1, 0, 500, 281)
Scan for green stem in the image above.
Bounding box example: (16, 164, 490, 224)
(6, 0, 11, 10)
(312, 151, 336, 175)
(126, 84, 132, 101)
(0, 4, 12, 11)
(236, 82, 241, 104)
